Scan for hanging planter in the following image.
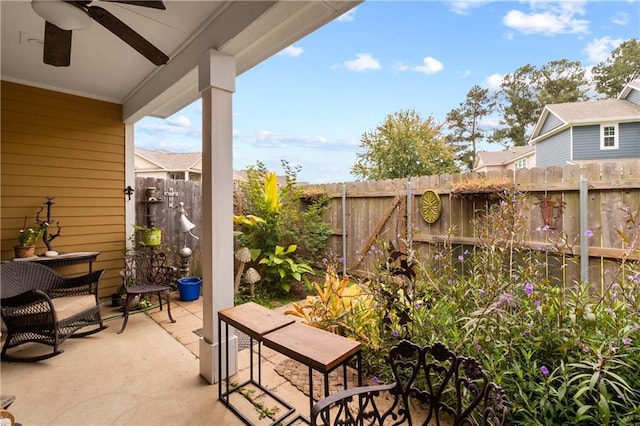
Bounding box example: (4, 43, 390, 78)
(135, 226, 162, 247)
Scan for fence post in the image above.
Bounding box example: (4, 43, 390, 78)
(342, 184, 347, 276)
(406, 179, 412, 249)
(580, 175, 589, 284)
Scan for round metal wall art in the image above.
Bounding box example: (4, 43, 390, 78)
(420, 190, 442, 224)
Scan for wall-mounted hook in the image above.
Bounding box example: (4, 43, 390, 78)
(124, 186, 134, 201)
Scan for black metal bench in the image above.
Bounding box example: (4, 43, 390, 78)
(311, 340, 507, 425)
(1, 262, 106, 362)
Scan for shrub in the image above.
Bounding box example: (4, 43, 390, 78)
(315, 191, 640, 424)
(235, 160, 331, 294)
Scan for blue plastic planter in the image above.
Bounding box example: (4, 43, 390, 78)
(178, 277, 201, 301)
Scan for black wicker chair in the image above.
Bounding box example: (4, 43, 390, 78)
(0, 262, 107, 362)
(117, 249, 176, 334)
(311, 340, 508, 426)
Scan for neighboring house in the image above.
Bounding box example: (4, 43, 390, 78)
(473, 146, 536, 173)
(531, 81, 640, 167)
(135, 147, 202, 181)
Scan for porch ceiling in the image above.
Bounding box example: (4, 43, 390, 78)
(1, 0, 360, 122)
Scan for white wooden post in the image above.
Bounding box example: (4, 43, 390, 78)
(198, 49, 236, 384)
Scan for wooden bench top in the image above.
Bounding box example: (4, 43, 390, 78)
(262, 322, 361, 373)
(218, 302, 294, 339)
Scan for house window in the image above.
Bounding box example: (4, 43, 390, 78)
(515, 159, 527, 169)
(169, 172, 185, 180)
(601, 124, 618, 150)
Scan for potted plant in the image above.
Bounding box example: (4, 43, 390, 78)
(133, 225, 162, 247)
(14, 218, 47, 258)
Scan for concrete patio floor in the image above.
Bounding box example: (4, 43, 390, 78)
(1, 293, 317, 425)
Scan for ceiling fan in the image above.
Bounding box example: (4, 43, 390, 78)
(31, 0, 169, 67)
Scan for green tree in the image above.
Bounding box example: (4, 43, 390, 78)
(489, 64, 540, 146)
(536, 59, 589, 106)
(445, 85, 495, 171)
(592, 38, 640, 98)
(352, 109, 458, 180)
(490, 60, 589, 146)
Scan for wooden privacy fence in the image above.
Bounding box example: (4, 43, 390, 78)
(137, 161, 640, 292)
(135, 177, 202, 274)
(305, 160, 640, 292)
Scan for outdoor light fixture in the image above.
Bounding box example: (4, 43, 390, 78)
(31, 1, 92, 31)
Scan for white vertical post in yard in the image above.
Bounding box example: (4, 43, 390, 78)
(342, 184, 347, 276)
(198, 49, 237, 384)
(579, 176, 589, 284)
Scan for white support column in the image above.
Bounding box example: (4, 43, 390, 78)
(124, 124, 136, 250)
(198, 49, 237, 384)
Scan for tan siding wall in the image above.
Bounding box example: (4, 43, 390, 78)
(1, 81, 126, 296)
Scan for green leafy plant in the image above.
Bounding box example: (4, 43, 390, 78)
(309, 191, 640, 424)
(234, 161, 331, 294)
(17, 217, 47, 247)
(258, 244, 314, 292)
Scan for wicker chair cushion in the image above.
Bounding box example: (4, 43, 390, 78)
(51, 295, 97, 322)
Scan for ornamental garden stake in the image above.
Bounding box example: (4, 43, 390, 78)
(36, 197, 62, 251)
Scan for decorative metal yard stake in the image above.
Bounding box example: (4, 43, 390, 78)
(177, 202, 199, 277)
(36, 197, 62, 251)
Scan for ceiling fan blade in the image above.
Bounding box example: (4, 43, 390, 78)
(87, 5, 169, 66)
(100, 1, 166, 10)
(43, 21, 72, 67)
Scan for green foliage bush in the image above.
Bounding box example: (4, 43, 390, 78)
(315, 191, 640, 424)
(235, 161, 331, 294)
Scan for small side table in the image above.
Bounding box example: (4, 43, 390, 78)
(11, 251, 99, 274)
(262, 322, 362, 424)
(218, 302, 295, 425)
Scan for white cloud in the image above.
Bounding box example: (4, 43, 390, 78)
(234, 129, 358, 151)
(344, 53, 381, 72)
(448, 1, 491, 16)
(411, 57, 444, 75)
(392, 61, 409, 72)
(278, 45, 304, 57)
(337, 8, 357, 22)
(484, 73, 503, 92)
(584, 36, 624, 64)
(167, 115, 191, 128)
(503, 1, 589, 35)
(611, 12, 629, 26)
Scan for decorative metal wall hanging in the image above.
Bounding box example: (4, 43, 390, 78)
(420, 190, 442, 224)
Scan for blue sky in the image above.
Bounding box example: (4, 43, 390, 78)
(135, 1, 639, 184)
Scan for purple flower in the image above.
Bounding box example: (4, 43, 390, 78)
(463, 249, 469, 255)
(622, 338, 632, 346)
(391, 330, 399, 339)
(585, 230, 594, 238)
(322, 258, 328, 265)
(524, 283, 534, 295)
(371, 376, 379, 383)
(338, 257, 345, 264)
(478, 289, 486, 296)
(542, 225, 550, 232)
(524, 330, 531, 337)
(498, 293, 513, 305)
(500, 200, 508, 207)
(458, 255, 464, 261)
(540, 366, 550, 376)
